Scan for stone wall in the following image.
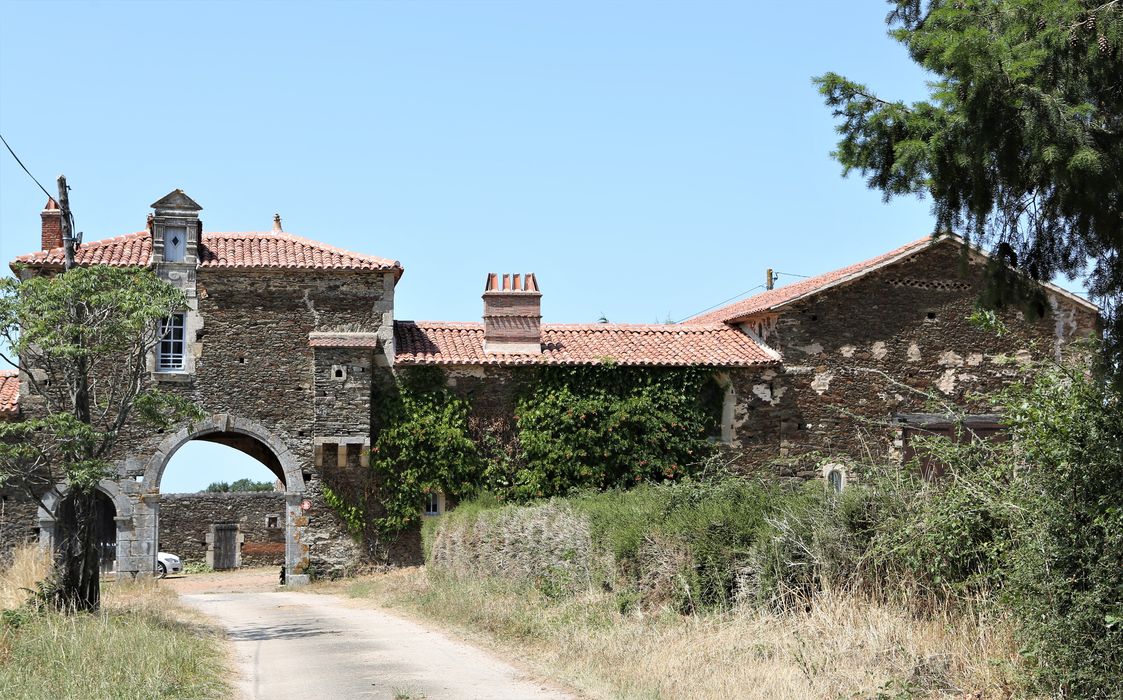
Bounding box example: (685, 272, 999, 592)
(0, 491, 38, 565)
(159, 491, 286, 567)
(13, 266, 399, 579)
(727, 240, 1099, 474)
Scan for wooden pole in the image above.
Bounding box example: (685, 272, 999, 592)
(57, 174, 75, 271)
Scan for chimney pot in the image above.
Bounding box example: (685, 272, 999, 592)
(482, 272, 542, 354)
(273, 213, 283, 232)
(40, 197, 62, 250)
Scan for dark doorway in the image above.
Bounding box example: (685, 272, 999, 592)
(93, 490, 116, 575)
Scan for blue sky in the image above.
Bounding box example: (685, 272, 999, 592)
(0, 1, 1091, 492)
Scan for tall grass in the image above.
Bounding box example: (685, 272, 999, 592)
(0, 544, 49, 610)
(342, 567, 1019, 699)
(0, 545, 231, 700)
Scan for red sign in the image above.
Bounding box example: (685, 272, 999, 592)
(300, 499, 312, 512)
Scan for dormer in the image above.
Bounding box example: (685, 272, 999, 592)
(149, 189, 202, 266)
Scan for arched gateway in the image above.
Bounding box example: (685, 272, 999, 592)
(40, 414, 313, 584)
(133, 414, 311, 583)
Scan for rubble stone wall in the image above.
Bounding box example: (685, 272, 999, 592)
(158, 491, 286, 567)
(728, 241, 1099, 475)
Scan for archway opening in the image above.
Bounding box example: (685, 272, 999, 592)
(157, 433, 288, 572)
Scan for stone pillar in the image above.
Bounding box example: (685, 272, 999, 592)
(125, 495, 159, 577)
(285, 492, 310, 586)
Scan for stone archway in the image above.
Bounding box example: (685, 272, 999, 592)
(133, 413, 310, 584)
(37, 479, 134, 574)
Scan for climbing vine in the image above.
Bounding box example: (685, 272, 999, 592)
(366, 364, 721, 535)
(369, 368, 484, 534)
(322, 484, 365, 540)
(512, 365, 718, 498)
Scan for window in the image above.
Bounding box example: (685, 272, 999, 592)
(896, 414, 1006, 480)
(157, 314, 186, 371)
(423, 491, 443, 517)
(164, 227, 186, 262)
(827, 469, 844, 493)
(266, 515, 279, 529)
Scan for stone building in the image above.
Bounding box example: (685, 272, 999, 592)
(0, 190, 1100, 577)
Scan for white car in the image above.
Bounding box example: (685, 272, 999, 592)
(156, 552, 182, 578)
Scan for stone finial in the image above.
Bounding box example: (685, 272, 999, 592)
(273, 214, 283, 233)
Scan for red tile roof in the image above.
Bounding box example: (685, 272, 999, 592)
(12, 231, 402, 275)
(394, 321, 778, 367)
(688, 236, 943, 324)
(0, 371, 19, 419)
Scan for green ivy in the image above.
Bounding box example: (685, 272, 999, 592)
(322, 484, 364, 540)
(369, 373, 484, 535)
(366, 364, 721, 534)
(512, 365, 717, 498)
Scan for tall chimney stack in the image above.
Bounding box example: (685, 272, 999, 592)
(482, 273, 542, 354)
(41, 197, 62, 250)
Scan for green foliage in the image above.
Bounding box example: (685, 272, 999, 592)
(513, 366, 717, 498)
(369, 372, 484, 534)
(368, 365, 719, 536)
(0, 265, 199, 612)
(439, 473, 863, 612)
(203, 478, 275, 493)
(323, 484, 365, 540)
(815, 0, 1123, 377)
(1000, 367, 1123, 696)
(0, 266, 196, 496)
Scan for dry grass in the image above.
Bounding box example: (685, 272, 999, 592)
(0, 544, 50, 610)
(0, 545, 232, 700)
(330, 568, 1021, 700)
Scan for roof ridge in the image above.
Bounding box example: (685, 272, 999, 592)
(686, 234, 941, 324)
(201, 231, 401, 267)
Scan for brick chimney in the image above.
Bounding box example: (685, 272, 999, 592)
(41, 197, 62, 250)
(483, 273, 542, 354)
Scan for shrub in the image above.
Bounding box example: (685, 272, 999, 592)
(1000, 368, 1123, 697)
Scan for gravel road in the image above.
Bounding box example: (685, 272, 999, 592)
(178, 580, 574, 700)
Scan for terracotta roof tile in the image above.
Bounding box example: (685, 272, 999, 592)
(688, 236, 942, 324)
(12, 231, 402, 275)
(394, 321, 777, 367)
(0, 371, 19, 419)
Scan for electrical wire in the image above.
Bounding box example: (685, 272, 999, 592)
(676, 284, 766, 323)
(0, 132, 54, 202)
(775, 270, 811, 279)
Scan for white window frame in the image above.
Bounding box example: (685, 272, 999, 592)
(157, 313, 187, 372)
(164, 226, 187, 262)
(822, 463, 847, 493)
(422, 491, 445, 517)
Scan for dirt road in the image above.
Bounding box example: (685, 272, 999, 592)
(172, 571, 573, 700)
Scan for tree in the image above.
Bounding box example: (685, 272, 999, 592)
(203, 478, 276, 493)
(814, 0, 1122, 375)
(0, 266, 200, 611)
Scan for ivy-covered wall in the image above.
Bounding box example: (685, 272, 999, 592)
(337, 362, 726, 564)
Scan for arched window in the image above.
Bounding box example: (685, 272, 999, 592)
(823, 464, 846, 493)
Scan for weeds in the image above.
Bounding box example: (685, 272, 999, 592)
(0, 545, 231, 700)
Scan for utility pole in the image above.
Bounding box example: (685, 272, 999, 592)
(56, 174, 89, 424)
(57, 174, 75, 271)
(766, 268, 774, 290)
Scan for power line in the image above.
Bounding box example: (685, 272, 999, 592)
(0, 132, 54, 202)
(775, 270, 812, 279)
(676, 284, 766, 323)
